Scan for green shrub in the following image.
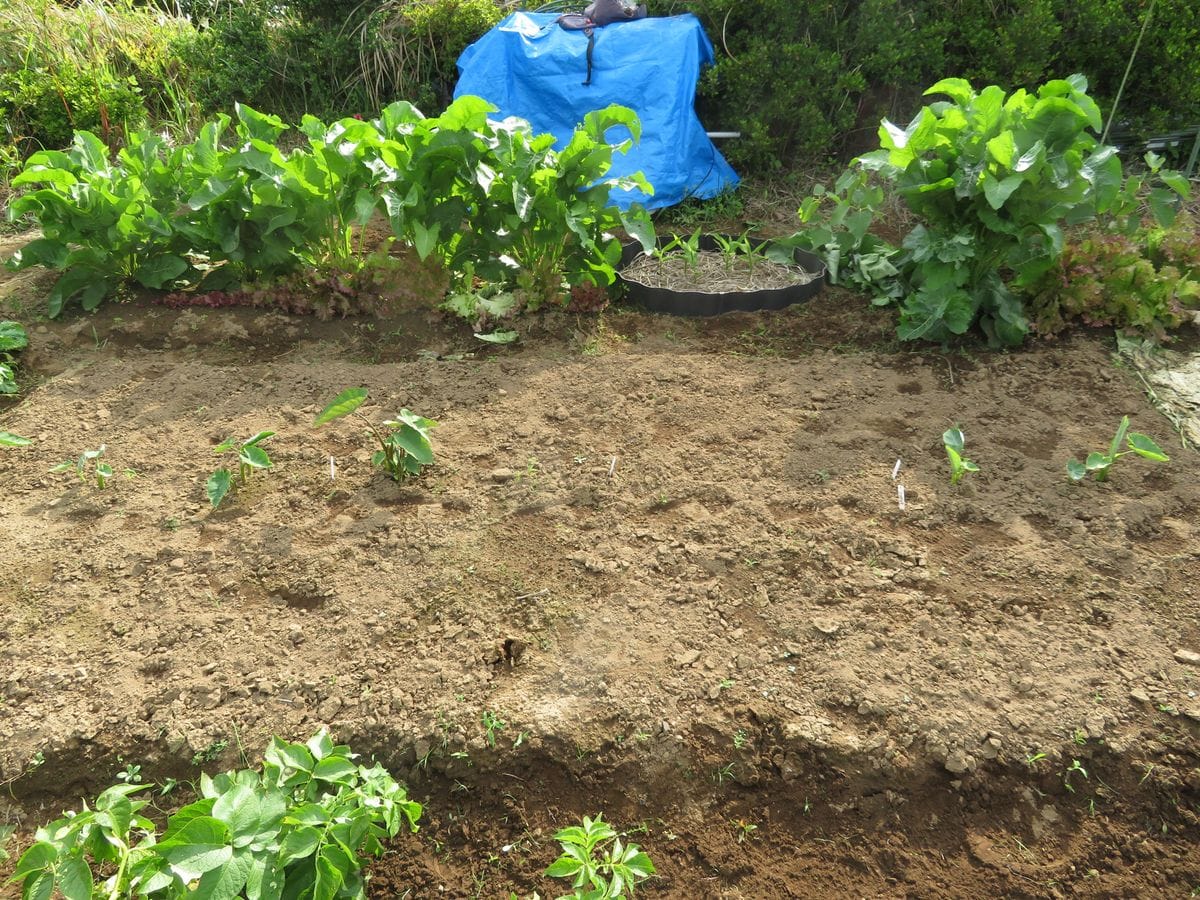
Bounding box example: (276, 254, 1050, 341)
(856, 74, 1124, 346)
(0, 63, 145, 153)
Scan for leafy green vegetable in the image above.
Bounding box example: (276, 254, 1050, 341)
(51, 445, 113, 488)
(854, 75, 1128, 346)
(0, 320, 28, 394)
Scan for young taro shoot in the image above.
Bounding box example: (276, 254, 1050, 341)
(52, 445, 113, 488)
(943, 426, 979, 485)
(313, 388, 436, 481)
(1, 431, 32, 447)
(1067, 416, 1168, 482)
(208, 430, 275, 508)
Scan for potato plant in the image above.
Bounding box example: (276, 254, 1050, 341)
(544, 814, 656, 899)
(10, 731, 421, 900)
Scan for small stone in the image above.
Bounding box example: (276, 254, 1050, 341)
(1084, 712, 1106, 739)
(674, 649, 701, 667)
(551, 406, 569, 422)
(944, 750, 973, 774)
(515, 424, 533, 438)
(1129, 688, 1151, 704)
(490, 468, 516, 483)
(317, 697, 343, 720)
(201, 662, 218, 675)
(812, 618, 840, 636)
(169, 558, 186, 570)
(1174, 649, 1200, 667)
(288, 625, 305, 646)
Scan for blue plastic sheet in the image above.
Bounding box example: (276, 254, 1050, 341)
(455, 11, 738, 210)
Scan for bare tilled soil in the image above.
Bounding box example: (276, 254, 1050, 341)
(1, 252, 1200, 897)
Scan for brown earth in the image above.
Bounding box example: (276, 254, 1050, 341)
(1, 242, 1200, 898)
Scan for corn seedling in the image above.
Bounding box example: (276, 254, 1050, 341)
(482, 710, 507, 748)
(732, 819, 758, 843)
(1067, 416, 1168, 482)
(1063, 758, 1089, 793)
(52, 445, 113, 488)
(654, 229, 703, 270)
(545, 814, 656, 899)
(207, 431, 275, 508)
(314, 388, 437, 481)
(942, 426, 979, 485)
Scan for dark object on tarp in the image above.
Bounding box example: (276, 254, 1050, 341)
(618, 236, 826, 317)
(454, 12, 738, 210)
(556, 1, 646, 85)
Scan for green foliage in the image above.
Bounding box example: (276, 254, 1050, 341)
(6, 129, 197, 315)
(544, 814, 655, 899)
(354, 0, 505, 112)
(314, 388, 437, 482)
(10, 730, 421, 900)
(0, 0, 197, 159)
(0, 431, 32, 447)
(781, 169, 903, 301)
(51, 445, 113, 489)
(1067, 415, 1168, 482)
(209, 430, 275, 508)
(856, 74, 1123, 346)
(0, 319, 28, 394)
(377, 99, 653, 306)
(942, 426, 979, 485)
(1029, 215, 1200, 341)
(6, 99, 652, 324)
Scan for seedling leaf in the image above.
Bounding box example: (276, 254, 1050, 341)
(313, 388, 368, 426)
(1066, 458, 1087, 481)
(1126, 432, 1168, 462)
(0, 431, 32, 447)
(207, 469, 232, 508)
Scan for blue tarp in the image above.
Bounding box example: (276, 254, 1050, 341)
(454, 11, 738, 210)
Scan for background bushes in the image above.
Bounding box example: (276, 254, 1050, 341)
(1, 0, 1198, 180)
(677, 0, 1200, 171)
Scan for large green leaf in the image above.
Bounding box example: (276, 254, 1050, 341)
(0, 321, 28, 352)
(207, 469, 232, 508)
(156, 817, 233, 882)
(55, 857, 94, 900)
(0, 431, 32, 447)
(393, 424, 434, 465)
(191, 851, 253, 900)
(313, 388, 368, 426)
(134, 254, 188, 289)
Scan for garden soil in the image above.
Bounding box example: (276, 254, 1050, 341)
(2, 245, 1200, 897)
